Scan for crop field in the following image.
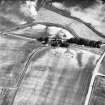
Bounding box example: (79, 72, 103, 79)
(1, 1, 105, 105)
(35, 7, 105, 42)
(12, 47, 101, 105)
(88, 75, 105, 105)
(0, 34, 42, 88)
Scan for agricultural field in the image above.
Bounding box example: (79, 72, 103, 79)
(88, 75, 105, 105)
(0, 34, 42, 87)
(12, 46, 101, 105)
(0, 0, 105, 105)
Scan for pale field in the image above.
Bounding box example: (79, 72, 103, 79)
(10, 24, 74, 39)
(35, 8, 105, 42)
(0, 35, 41, 88)
(0, 1, 36, 32)
(98, 55, 105, 75)
(12, 46, 102, 105)
(0, 1, 105, 105)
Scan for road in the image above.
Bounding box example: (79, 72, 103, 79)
(0, 5, 105, 104)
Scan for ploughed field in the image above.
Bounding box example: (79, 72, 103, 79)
(88, 75, 105, 105)
(12, 46, 101, 105)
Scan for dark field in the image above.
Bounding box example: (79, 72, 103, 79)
(88, 75, 105, 105)
(0, 35, 41, 88)
(0, 1, 105, 105)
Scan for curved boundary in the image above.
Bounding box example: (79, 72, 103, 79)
(2, 3, 105, 39)
(10, 45, 104, 105)
(44, 4, 105, 39)
(11, 46, 50, 105)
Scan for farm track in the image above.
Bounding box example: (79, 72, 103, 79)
(11, 46, 50, 105)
